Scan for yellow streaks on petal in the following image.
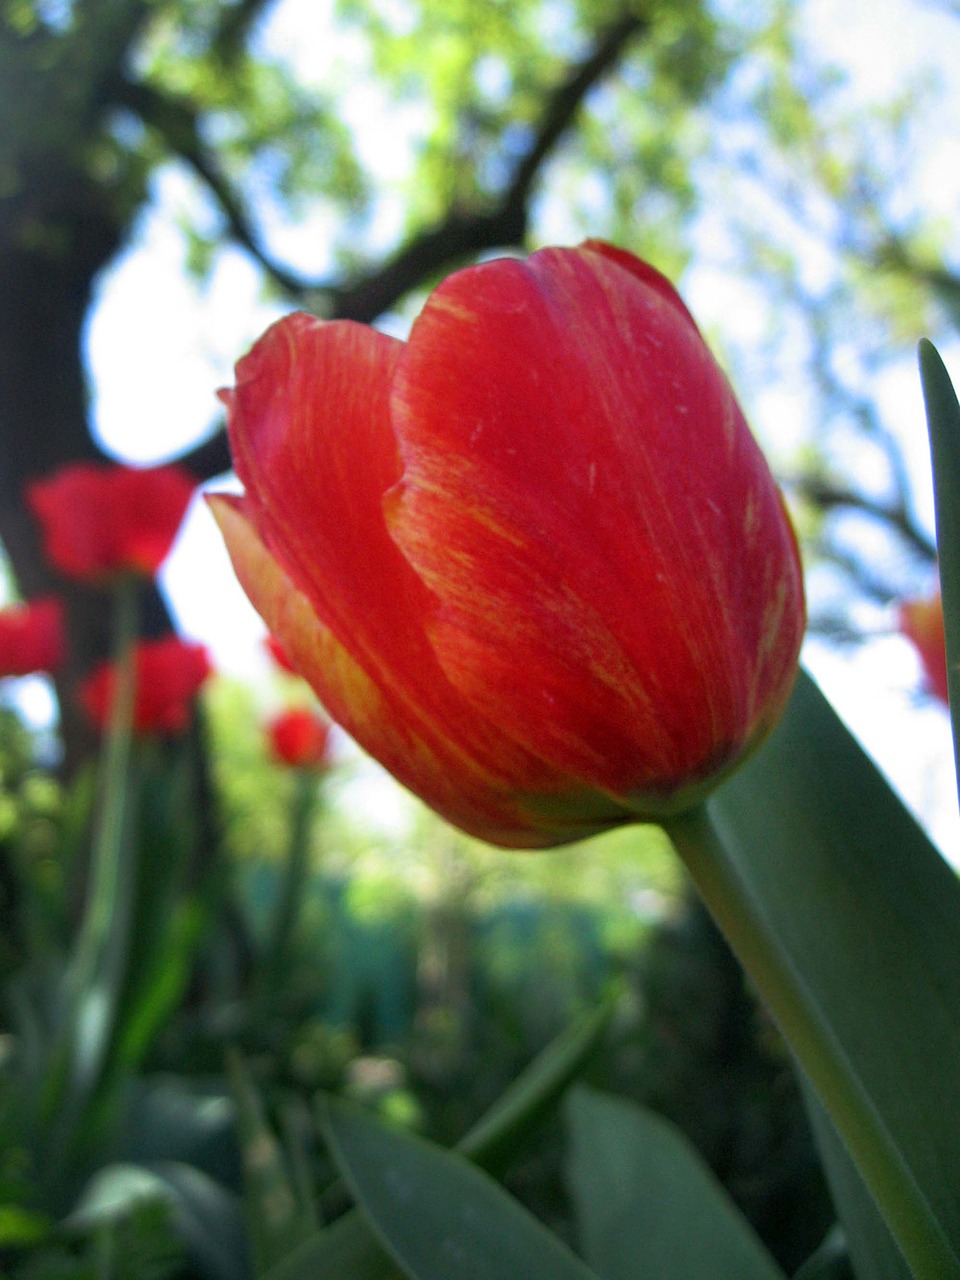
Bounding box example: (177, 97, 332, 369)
(209, 494, 633, 847)
(208, 495, 385, 732)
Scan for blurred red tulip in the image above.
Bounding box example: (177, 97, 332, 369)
(267, 707, 331, 768)
(27, 462, 196, 583)
(899, 591, 949, 704)
(80, 635, 212, 736)
(0, 597, 65, 676)
(211, 241, 804, 847)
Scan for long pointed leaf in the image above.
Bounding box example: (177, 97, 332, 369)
(321, 1096, 601, 1280)
(227, 1048, 316, 1275)
(264, 997, 616, 1280)
(802, 1087, 910, 1280)
(688, 670, 960, 1279)
(66, 1160, 251, 1280)
(919, 339, 960, 798)
(565, 1086, 786, 1280)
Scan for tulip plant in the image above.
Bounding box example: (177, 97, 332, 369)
(207, 243, 960, 1280)
(4, 245, 960, 1280)
(1, 463, 213, 1229)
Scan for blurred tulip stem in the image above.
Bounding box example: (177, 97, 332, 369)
(55, 575, 140, 1117)
(263, 768, 318, 992)
(664, 803, 950, 1280)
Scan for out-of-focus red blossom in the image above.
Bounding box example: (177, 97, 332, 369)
(27, 462, 196, 583)
(210, 241, 805, 848)
(0, 597, 65, 676)
(264, 633, 298, 674)
(898, 591, 949, 704)
(267, 707, 331, 768)
(80, 635, 212, 736)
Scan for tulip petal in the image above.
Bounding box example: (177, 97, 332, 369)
(224, 314, 420, 676)
(387, 245, 803, 808)
(211, 490, 630, 847)
(222, 314, 484, 775)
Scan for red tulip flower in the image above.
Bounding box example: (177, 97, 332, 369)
(210, 241, 804, 847)
(0, 597, 65, 676)
(27, 462, 196, 583)
(80, 635, 212, 736)
(899, 591, 949, 704)
(267, 707, 332, 769)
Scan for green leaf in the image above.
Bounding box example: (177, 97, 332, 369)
(264, 1211, 406, 1280)
(264, 998, 615, 1280)
(320, 1095, 602, 1280)
(677, 669, 960, 1280)
(109, 745, 205, 1074)
(227, 1048, 317, 1276)
(458, 990, 615, 1171)
(791, 1226, 853, 1280)
(66, 1160, 251, 1280)
(113, 1077, 242, 1189)
(0, 1204, 51, 1248)
(802, 1087, 910, 1280)
(919, 338, 960, 797)
(564, 1086, 786, 1280)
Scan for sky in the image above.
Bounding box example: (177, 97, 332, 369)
(40, 0, 960, 854)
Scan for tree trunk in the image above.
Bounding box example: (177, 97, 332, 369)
(0, 168, 146, 769)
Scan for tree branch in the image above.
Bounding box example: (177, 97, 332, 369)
(211, 0, 279, 66)
(113, 78, 310, 295)
(330, 12, 648, 321)
(147, 10, 648, 479)
(506, 12, 647, 212)
(119, 9, 647, 324)
(789, 473, 937, 563)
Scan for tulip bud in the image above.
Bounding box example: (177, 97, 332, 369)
(80, 635, 212, 736)
(267, 707, 331, 769)
(0, 597, 65, 677)
(210, 242, 804, 847)
(28, 462, 196, 583)
(899, 591, 949, 705)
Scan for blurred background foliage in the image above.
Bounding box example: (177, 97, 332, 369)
(1, 0, 958, 1274)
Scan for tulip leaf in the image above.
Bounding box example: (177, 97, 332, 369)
(227, 1048, 318, 1276)
(66, 1161, 251, 1280)
(261, 1209, 405, 1280)
(675, 669, 960, 1280)
(458, 989, 615, 1172)
(919, 338, 960, 798)
(263, 999, 615, 1280)
(564, 1085, 786, 1280)
(320, 1096, 602, 1280)
(802, 1086, 911, 1280)
(791, 1227, 853, 1280)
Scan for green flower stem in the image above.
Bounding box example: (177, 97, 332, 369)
(62, 575, 140, 1103)
(664, 804, 959, 1280)
(264, 767, 319, 989)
